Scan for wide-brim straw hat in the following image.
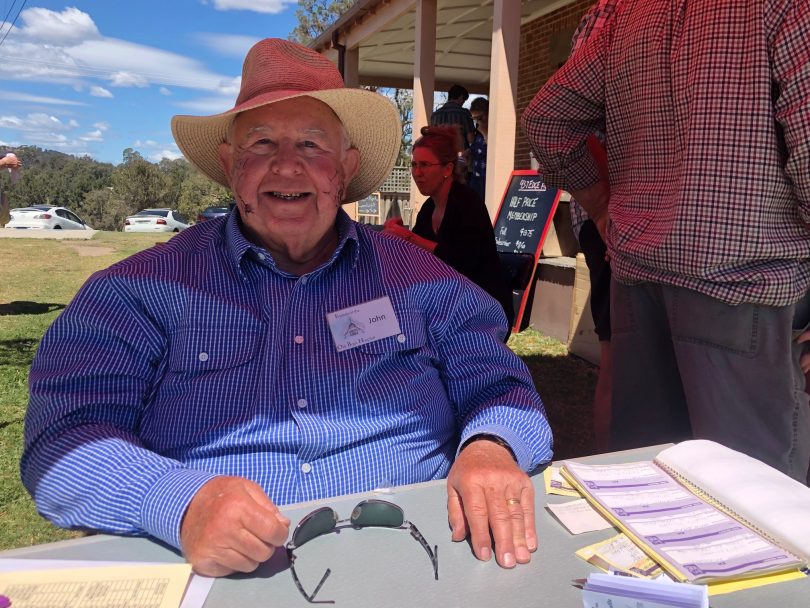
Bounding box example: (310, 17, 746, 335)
(171, 38, 401, 203)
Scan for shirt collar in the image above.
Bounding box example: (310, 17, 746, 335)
(225, 207, 360, 278)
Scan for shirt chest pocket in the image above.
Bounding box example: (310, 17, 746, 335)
(352, 309, 438, 412)
(168, 324, 262, 373)
(355, 309, 429, 356)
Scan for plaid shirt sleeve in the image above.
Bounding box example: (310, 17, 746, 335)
(771, 0, 810, 221)
(521, 3, 616, 192)
(566, 0, 620, 236)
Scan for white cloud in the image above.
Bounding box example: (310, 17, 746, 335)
(108, 71, 150, 88)
(130, 138, 183, 162)
(0, 91, 86, 106)
(80, 129, 105, 142)
(93, 122, 110, 131)
(194, 33, 259, 58)
(12, 7, 102, 46)
(0, 116, 25, 129)
(150, 148, 183, 162)
(175, 95, 237, 114)
(159, 87, 172, 96)
(90, 86, 113, 98)
(207, 0, 296, 14)
(0, 111, 103, 156)
(0, 8, 232, 92)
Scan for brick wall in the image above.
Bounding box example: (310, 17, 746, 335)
(515, 0, 593, 169)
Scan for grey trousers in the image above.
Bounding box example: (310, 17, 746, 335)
(609, 279, 810, 482)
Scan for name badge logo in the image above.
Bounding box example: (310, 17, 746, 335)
(326, 296, 401, 352)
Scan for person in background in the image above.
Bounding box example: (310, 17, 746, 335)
(0, 152, 22, 227)
(430, 84, 477, 181)
(430, 84, 476, 149)
(384, 125, 514, 331)
(522, 0, 810, 482)
(468, 97, 488, 201)
(22, 39, 552, 578)
(562, 0, 619, 451)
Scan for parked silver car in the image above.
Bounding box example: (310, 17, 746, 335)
(6, 205, 92, 230)
(124, 209, 189, 233)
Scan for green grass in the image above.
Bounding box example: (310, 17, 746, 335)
(0, 232, 596, 550)
(0, 232, 173, 550)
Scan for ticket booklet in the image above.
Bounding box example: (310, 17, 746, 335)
(561, 440, 810, 585)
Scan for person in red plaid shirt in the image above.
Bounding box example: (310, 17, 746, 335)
(522, 0, 810, 482)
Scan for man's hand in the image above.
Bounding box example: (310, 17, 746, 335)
(446, 439, 536, 568)
(0, 153, 21, 169)
(180, 476, 290, 577)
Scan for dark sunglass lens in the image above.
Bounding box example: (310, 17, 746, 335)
(351, 500, 405, 527)
(293, 507, 339, 547)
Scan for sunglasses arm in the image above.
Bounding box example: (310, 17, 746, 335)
(406, 522, 439, 581)
(287, 548, 336, 604)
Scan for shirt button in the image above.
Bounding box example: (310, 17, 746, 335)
(301, 463, 312, 474)
(257, 252, 265, 261)
(294, 335, 304, 344)
(198, 352, 209, 362)
(397, 334, 406, 343)
(297, 399, 307, 409)
(300, 276, 308, 285)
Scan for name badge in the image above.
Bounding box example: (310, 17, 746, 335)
(326, 296, 402, 352)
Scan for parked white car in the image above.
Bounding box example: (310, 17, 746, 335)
(124, 209, 189, 233)
(6, 205, 92, 230)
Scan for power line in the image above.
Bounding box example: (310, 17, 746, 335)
(1, 0, 20, 28)
(0, 0, 26, 50)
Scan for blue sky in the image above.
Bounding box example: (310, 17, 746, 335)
(0, 1, 301, 165)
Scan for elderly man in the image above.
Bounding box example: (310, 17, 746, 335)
(22, 39, 553, 578)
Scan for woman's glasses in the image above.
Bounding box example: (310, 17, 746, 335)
(410, 161, 444, 171)
(286, 499, 439, 604)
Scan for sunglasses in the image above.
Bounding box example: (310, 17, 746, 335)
(286, 499, 439, 604)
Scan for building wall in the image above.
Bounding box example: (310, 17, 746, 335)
(515, 0, 594, 170)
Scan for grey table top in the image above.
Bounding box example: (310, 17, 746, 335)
(3, 445, 809, 607)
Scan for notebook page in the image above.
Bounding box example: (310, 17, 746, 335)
(654, 440, 810, 563)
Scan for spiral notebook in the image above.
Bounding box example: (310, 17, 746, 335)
(561, 440, 810, 585)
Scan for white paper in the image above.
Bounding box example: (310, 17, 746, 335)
(546, 499, 612, 534)
(0, 559, 214, 608)
(656, 439, 810, 563)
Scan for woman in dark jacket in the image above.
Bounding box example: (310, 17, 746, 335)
(384, 125, 514, 331)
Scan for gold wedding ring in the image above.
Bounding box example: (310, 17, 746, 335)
(506, 498, 521, 506)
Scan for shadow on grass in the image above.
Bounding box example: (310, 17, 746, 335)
(0, 338, 39, 367)
(520, 352, 599, 461)
(0, 301, 65, 316)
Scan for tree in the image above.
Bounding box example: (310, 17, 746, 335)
(82, 187, 131, 231)
(158, 158, 192, 207)
(391, 88, 413, 166)
(289, 3, 415, 166)
(111, 157, 170, 214)
(177, 170, 232, 222)
(289, 0, 354, 45)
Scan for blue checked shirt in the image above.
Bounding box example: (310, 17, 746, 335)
(22, 210, 553, 550)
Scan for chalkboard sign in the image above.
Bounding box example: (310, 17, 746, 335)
(493, 171, 560, 255)
(358, 192, 381, 217)
(492, 170, 561, 332)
